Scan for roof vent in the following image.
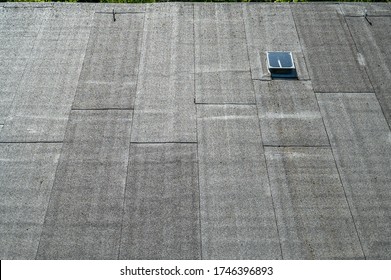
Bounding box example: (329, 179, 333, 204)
(267, 51, 297, 79)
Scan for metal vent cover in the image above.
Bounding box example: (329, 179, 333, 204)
(266, 51, 297, 79)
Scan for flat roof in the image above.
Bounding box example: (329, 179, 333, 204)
(0, 2, 390, 260)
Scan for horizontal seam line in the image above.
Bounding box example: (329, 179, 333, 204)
(314, 91, 376, 94)
(71, 108, 133, 111)
(263, 145, 330, 148)
(0, 141, 63, 144)
(130, 142, 197, 144)
(195, 103, 256, 105)
(253, 78, 311, 81)
(3, 6, 52, 9)
(344, 15, 391, 18)
(95, 11, 144, 14)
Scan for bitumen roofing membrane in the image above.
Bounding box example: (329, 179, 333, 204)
(0, 2, 390, 260)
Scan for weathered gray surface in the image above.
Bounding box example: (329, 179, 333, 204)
(243, 4, 309, 81)
(36, 110, 132, 259)
(1, 3, 391, 260)
(265, 147, 364, 259)
(254, 81, 329, 146)
(73, 13, 144, 109)
(346, 16, 391, 128)
(0, 8, 92, 142)
(317, 93, 391, 259)
(131, 4, 196, 142)
(195, 4, 255, 103)
(340, 3, 391, 17)
(119, 143, 200, 259)
(197, 105, 281, 259)
(0, 143, 61, 259)
(292, 4, 372, 93)
(0, 8, 45, 123)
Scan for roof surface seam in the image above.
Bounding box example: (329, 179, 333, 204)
(341, 11, 375, 93)
(32, 9, 71, 258)
(291, 5, 367, 259)
(290, 5, 311, 83)
(34, 141, 66, 260)
(0, 5, 49, 141)
(95, 11, 145, 14)
(0, 141, 63, 144)
(342, 11, 391, 132)
(130, 142, 197, 144)
(244, 6, 283, 259)
(117, 6, 147, 260)
(313, 91, 376, 94)
(345, 15, 391, 18)
(253, 78, 311, 81)
(193, 2, 203, 261)
(3, 6, 52, 9)
(35, 142, 65, 260)
(313, 90, 367, 260)
(263, 145, 330, 148)
(195, 103, 256, 105)
(71, 108, 133, 111)
(260, 139, 284, 259)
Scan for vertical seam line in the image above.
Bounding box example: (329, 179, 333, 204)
(291, 3, 366, 259)
(342, 12, 391, 132)
(193, 3, 203, 261)
(314, 91, 367, 260)
(243, 4, 283, 260)
(117, 7, 147, 260)
(35, 8, 87, 259)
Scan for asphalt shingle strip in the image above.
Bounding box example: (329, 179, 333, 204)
(317, 92, 391, 259)
(36, 110, 132, 259)
(0, 8, 45, 123)
(243, 4, 302, 53)
(345, 16, 391, 128)
(72, 12, 144, 110)
(119, 143, 200, 259)
(254, 80, 329, 146)
(292, 4, 372, 93)
(197, 105, 281, 259)
(131, 4, 196, 142)
(0, 143, 62, 259)
(0, 9, 92, 142)
(265, 147, 364, 259)
(242, 4, 309, 81)
(195, 4, 255, 104)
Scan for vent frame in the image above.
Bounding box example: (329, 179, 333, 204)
(266, 51, 297, 79)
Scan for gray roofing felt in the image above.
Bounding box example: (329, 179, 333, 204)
(0, 2, 390, 260)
